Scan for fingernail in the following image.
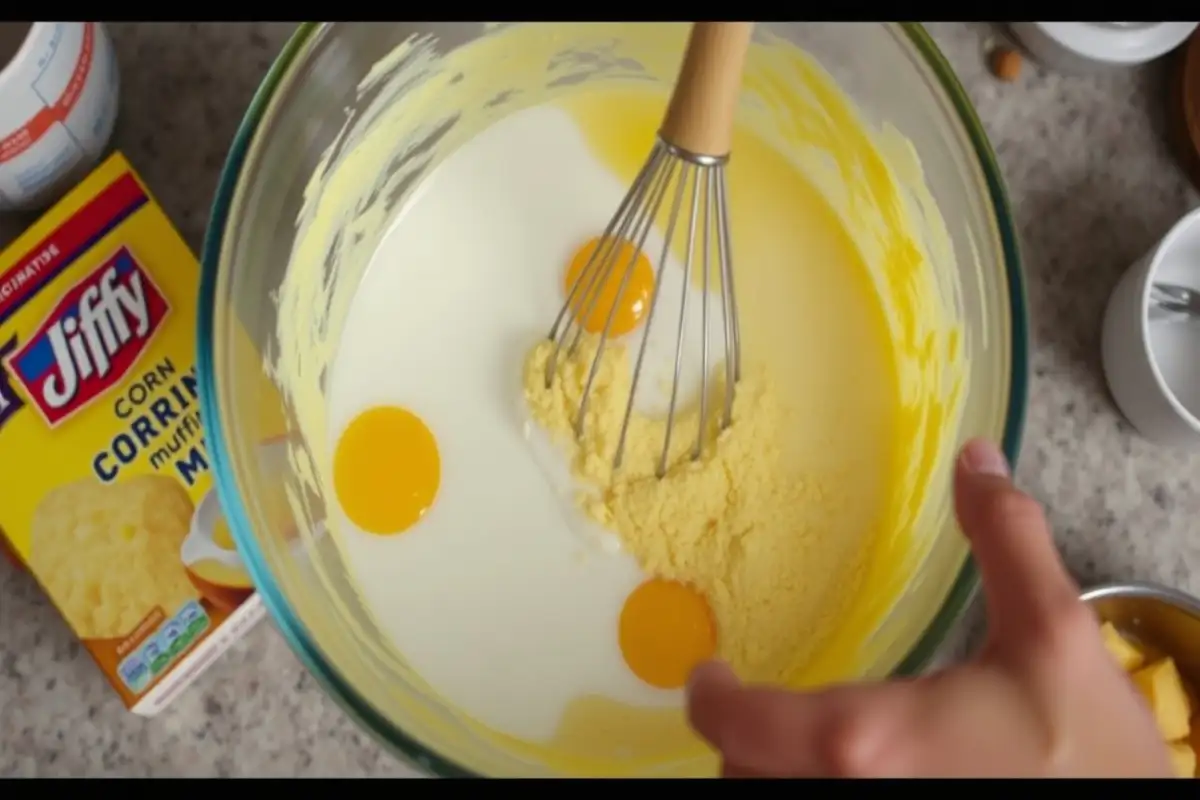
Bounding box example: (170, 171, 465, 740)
(960, 438, 1009, 477)
(687, 660, 740, 694)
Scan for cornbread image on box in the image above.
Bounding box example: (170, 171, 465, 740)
(0, 152, 265, 714)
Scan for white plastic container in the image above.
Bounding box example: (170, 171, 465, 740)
(1101, 207, 1200, 445)
(0, 22, 121, 213)
(1009, 22, 1198, 73)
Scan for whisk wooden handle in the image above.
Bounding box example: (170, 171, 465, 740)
(659, 22, 754, 158)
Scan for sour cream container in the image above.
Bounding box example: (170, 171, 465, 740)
(1009, 22, 1199, 73)
(0, 22, 121, 213)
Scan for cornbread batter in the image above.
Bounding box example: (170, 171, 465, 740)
(275, 22, 966, 776)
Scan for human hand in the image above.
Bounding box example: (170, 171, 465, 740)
(686, 438, 1172, 777)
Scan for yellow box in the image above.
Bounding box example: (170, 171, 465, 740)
(0, 152, 264, 714)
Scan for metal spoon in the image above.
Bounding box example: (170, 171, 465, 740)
(1149, 283, 1200, 323)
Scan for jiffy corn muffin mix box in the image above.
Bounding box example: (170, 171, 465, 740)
(0, 152, 264, 714)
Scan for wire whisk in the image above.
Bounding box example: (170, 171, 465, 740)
(543, 22, 753, 478)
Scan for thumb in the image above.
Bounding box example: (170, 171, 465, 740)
(953, 438, 1080, 643)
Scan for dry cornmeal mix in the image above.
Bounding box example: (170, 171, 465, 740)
(524, 336, 858, 682)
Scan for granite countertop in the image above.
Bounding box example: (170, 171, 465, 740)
(1, 22, 1198, 778)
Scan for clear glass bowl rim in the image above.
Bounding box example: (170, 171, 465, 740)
(196, 21, 1029, 778)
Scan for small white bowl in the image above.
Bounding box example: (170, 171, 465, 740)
(1009, 23, 1198, 73)
(1102, 206, 1200, 444)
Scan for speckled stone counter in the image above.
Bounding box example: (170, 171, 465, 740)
(1, 21, 1198, 777)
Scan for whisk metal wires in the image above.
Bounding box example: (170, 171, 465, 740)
(543, 22, 754, 478)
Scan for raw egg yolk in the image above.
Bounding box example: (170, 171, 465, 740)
(334, 406, 441, 535)
(618, 578, 717, 690)
(212, 516, 235, 551)
(564, 236, 654, 337)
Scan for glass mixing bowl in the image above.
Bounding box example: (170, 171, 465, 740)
(198, 22, 1027, 777)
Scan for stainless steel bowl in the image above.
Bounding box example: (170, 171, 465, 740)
(1082, 581, 1200, 684)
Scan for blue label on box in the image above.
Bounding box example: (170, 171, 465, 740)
(116, 600, 210, 695)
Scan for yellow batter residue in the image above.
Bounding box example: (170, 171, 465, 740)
(271, 22, 974, 777)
